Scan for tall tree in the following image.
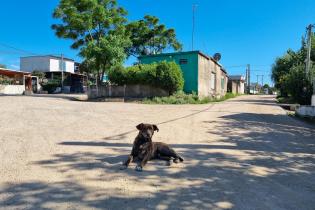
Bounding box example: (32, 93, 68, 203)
(126, 15, 182, 57)
(52, 0, 131, 84)
(272, 35, 314, 104)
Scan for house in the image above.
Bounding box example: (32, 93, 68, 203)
(0, 68, 38, 95)
(139, 51, 228, 98)
(20, 55, 75, 73)
(20, 55, 87, 93)
(228, 75, 245, 94)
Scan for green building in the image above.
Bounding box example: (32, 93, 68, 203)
(139, 51, 228, 98)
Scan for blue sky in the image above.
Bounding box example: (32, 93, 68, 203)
(1, 0, 315, 85)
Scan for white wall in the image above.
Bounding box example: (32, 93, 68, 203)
(49, 59, 74, 73)
(20, 56, 75, 73)
(0, 85, 25, 95)
(65, 60, 75, 73)
(239, 82, 245, 94)
(20, 57, 50, 72)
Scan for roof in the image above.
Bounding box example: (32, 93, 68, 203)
(0, 68, 31, 77)
(139, 50, 223, 68)
(229, 75, 245, 81)
(20, 55, 74, 62)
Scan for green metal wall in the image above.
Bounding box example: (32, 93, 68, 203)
(139, 51, 199, 93)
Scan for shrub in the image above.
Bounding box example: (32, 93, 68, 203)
(143, 91, 239, 104)
(0, 75, 13, 85)
(108, 61, 184, 94)
(42, 79, 61, 93)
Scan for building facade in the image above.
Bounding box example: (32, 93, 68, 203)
(139, 51, 228, 97)
(228, 75, 245, 94)
(20, 55, 75, 73)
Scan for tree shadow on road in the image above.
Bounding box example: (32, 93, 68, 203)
(1, 112, 315, 210)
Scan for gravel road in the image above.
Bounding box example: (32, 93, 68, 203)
(0, 95, 314, 210)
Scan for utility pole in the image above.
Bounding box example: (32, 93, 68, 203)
(305, 24, 315, 105)
(192, 4, 197, 51)
(306, 24, 313, 78)
(256, 75, 259, 93)
(261, 75, 264, 87)
(247, 64, 251, 94)
(61, 54, 64, 92)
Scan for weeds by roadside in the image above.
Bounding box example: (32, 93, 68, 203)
(143, 91, 240, 104)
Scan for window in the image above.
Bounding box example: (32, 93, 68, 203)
(179, 59, 188, 65)
(221, 76, 225, 90)
(211, 73, 216, 90)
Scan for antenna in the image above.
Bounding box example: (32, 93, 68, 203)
(192, 4, 198, 51)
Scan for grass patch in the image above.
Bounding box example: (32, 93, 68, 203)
(143, 91, 240, 104)
(276, 96, 296, 104)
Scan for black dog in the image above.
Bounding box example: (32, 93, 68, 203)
(121, 123, 184, 171)
(120, 123, 159, 170)
(136, 142, 184, 171)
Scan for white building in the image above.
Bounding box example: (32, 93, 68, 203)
(20, 55, 75, 73)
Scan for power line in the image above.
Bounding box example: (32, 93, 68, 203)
(0, 42, 38, 56)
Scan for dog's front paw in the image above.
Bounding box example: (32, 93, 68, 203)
(120, 165, 128, 170)
(135, 166, 143, 172)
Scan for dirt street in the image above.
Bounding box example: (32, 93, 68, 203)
(0, 95, 314, 210)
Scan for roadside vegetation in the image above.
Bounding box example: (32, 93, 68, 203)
(0, 75, 13, 85)
(272, 36, 314, 105)
(108, 62, 184, 94)
(143, 92, 240, 104)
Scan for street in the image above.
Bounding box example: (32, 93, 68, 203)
(0, 95, 314, 210)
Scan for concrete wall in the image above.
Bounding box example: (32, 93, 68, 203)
(139, 52, 199, 93)
(198, 55, 211, 97)
(296, 106, 315, 117)
(88, 85, 169, 99)
(21, 57, 50, 72)
(228, 80, 245, 94)
(0, 85, 25, 95)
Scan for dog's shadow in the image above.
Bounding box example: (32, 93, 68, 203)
(97, 155, 173, 171)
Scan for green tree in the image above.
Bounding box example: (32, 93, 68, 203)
(271, 49, 304, 96)
(282, 64, 313, 105)
(52, 0, 131, 85)
(0, 64, 6, 68)
(271, 35, 315, 104)
(126, 15, 182, 57)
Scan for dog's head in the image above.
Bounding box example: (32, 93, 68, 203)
(136, 123, 159, 140)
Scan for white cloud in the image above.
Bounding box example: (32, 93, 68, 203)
(10, 64, 19, 70)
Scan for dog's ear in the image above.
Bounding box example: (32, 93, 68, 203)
(153, 124, 159, 132)
(136, 123, 144, 130)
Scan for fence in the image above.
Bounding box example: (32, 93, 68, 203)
(0, 85, 25, 95)
(88, 85, 169, 99)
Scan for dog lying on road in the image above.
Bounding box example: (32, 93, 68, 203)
(120, 123, 184, 171)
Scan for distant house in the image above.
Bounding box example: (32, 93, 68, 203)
(228, 75, 245, 94)
(139, 51, 228, 98)
(0, 68, 37, 95)
(20, 55, 86, 93)
(20, 55, 75, 73)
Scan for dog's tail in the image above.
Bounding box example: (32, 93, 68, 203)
(178, 156, 184, 162)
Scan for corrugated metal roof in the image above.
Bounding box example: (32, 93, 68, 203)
(20, 55, 74, 62)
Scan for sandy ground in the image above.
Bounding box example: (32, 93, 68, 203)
(0, 95, 314, 210)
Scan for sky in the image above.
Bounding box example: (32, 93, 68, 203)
(1, 0, 315, 85)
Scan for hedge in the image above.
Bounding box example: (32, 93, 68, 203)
(108, 61, 184, 94)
